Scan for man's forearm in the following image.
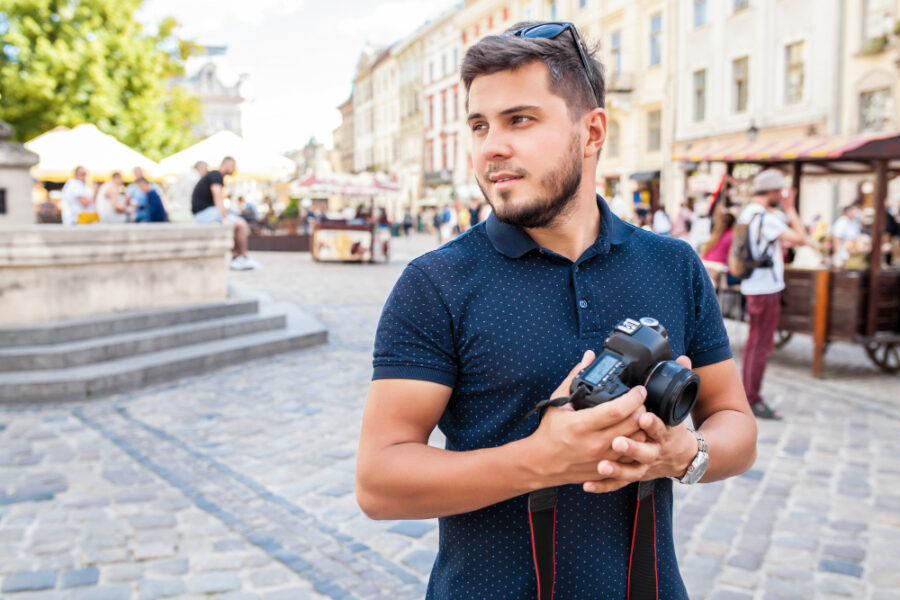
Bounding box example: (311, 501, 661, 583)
(356, 437, 541, 520)
(697, 409, 757, 482)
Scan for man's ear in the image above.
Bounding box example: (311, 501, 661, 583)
(583, 107, 606, 158)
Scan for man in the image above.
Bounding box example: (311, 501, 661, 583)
(357, 22, 756, 599)
(136, 177, 168, 222)
(831, 200, 863, 267)
(61, 166, 94, 225)
(191, 156, 258, 270)
(738, 169, 808, 419)
(125, 166, 160, 222)
(97, 172, 130, 223)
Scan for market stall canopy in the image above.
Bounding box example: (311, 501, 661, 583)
(158, 131, 296, 181)
(25, 124, 159, 182)
(673, 132, 900, 176)
(290, 172, 400, 198)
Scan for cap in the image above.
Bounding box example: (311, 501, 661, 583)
(751, 169, 787, 194)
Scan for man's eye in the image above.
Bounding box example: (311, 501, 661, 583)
(512, 115, 532, 124)
(471, 122, 487, 132)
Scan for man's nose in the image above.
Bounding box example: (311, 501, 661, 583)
(479, 127, 513, 162)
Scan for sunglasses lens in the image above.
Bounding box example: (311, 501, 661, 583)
(518, 23, 566, 39)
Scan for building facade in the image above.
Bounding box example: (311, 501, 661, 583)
(179, 46, 248, 138)
(333, 96, 354, 174)
(394, 28, 427, 218)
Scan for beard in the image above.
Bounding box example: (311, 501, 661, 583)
(476, 134, 583, 229)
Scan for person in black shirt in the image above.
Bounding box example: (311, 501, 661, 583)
(191, 156, 259, 270)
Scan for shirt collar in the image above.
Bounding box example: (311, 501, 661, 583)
(485, 194, 635, 259)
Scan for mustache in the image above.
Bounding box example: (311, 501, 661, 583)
(484, 164, 527, 179)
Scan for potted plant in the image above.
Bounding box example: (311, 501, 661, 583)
(861, 34, 890, 55)
(281, 198, 301, 235)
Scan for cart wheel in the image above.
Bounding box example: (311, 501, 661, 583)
(864, 341, 900, 374)
(774, 330, 793, 349)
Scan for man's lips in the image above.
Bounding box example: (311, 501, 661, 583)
(488, 173, 523, 188)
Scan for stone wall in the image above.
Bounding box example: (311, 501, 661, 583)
(0, 224, 233, 324)
(0, 139, 39, 226)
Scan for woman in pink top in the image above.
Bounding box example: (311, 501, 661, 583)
(702, 212, 737, 287)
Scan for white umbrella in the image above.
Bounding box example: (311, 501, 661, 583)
(25, 124, 160, 182)
(158, 131, 296, 181)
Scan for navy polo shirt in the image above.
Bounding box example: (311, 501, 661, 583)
(373, 196, 731, 600)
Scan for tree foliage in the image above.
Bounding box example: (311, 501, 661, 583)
(0, 0, 202, 160)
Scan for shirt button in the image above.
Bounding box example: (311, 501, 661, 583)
(574, 265, 579, 273)
(579, 299, 588, 309)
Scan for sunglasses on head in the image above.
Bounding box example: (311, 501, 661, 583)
(507, 21, 601, 108)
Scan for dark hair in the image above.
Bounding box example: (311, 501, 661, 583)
(136, 177, 149, 185)
(460, 22, 605, 118)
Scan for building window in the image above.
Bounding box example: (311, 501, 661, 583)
(549, 1, 557, 20)
(733, 0, 749, 11)
(860, 88, 894, 132)
(441, 90, 447, 124)
(453, 48, 459, 70)
(647, 110, 661, 152)
(693, 70, 706, 121)
(864, 0, 893, 40)
(785, 42, 804, 105)
(426, 139, 434, 171)
(427, 96, 433, 128)
(608, 120, 620, 157)
(428, 62, 434, 82)
(441, 138, 448, 170)
(449, 133, 457, 169)
(441, 54, 447, 76)
(453, 85, 459, 121)
(733, 56, 749, 113)
(694, 0, 707, 27)
(611, 31, 622, 75)
(649, 14, 662, 67)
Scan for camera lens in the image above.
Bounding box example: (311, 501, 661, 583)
(644, 360, 700, 426)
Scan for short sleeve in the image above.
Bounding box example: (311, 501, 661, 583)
(686, 251, 733, 368)
(210, 172, 224, 186)
(761, 213, 787, 243)
(372, 263, 457, 387)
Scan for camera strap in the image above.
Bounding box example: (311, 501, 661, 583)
(526, 480, 658, 600)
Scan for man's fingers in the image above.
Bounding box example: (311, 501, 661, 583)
(578, 386, 647, 430)
(583, 459, 651, 493)
(608, 437, 660, 467)
(638, 412, 667, 441)
(675, 354, 692, 370)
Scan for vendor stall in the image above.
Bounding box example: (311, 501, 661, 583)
(675, 132, 900, 376)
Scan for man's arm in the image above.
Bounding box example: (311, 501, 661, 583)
(581, 357, 757, 493)
(211, 183, 228, 220)
(356, 352, 651, 520)
(778, 188, 807, 246)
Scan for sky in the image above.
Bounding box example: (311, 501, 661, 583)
(138, 0, 460, 154)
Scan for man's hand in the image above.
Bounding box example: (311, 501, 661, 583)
(525, 350, 650, 488)
(582, 355, 698, 494)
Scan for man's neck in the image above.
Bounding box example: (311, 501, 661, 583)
(524, 185, 602, 262)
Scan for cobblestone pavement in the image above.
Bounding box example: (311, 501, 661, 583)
(1, 232, 899, 600)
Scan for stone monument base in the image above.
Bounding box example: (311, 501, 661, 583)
(0, 224, 233, 325)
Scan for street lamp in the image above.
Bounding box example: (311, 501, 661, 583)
(747, 121, 759, 142)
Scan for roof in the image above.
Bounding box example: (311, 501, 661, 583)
(673, 131, 900, 173)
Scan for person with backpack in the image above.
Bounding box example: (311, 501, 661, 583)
(734, 169, 808, 420)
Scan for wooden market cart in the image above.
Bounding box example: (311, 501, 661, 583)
(676, 132, 900, 377)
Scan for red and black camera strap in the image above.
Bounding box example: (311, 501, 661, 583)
(527, 480, 658, 600)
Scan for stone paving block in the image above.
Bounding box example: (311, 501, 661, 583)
(387, 521, 436, 539)
(2, 570, 57, 592)
(138, 578, 187, 600)
(215, 538, 247, 552)
(132, 542, 177, 561)
(318, 486, 352, 498)
(71, 584, 132, 600)
(144, 558, 188, 576)
(250, 568, 291, 588)
(818, 558, 864, 578)
(401, 549, 436, 574)
(105, 563, 143, 582)
(263, 587, 316, 600)
(189, 570, 241, 593)
(727, 553, 762, 571)
(60, 566, 100, 588)
(710, 591, 753, 600)
(822, 543, 865, 562)
(131, 513, 177, 530)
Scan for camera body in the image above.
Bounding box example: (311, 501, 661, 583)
(570, 317, 700, 426)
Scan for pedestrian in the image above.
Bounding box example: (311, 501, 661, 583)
(136, 177, 168, 222)
(737, 169, 809, 420)
(61, 166, 96, 225)
(357, 21, 756, 600)
(192, 156, 259, 271)
(672, 201, 694, 240)
(97, 172, 130, 223)
(168, 160, 208, 216)
(468, 198, 483, 227)
(125, 166, 160, 222)
(831, 200, 863, 267)
(402, 208, 413, 236)
(652, 204, 672, 235)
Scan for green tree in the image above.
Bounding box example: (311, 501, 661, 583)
(0, 0, 202, 160)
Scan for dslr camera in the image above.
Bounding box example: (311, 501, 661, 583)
(570, 317, 699, 426)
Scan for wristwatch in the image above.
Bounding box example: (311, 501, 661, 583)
(673, 430, 708, 485)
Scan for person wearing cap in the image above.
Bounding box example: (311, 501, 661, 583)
(737, 169, 809, 419)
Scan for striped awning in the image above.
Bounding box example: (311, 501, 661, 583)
(673, 132, 900, 163)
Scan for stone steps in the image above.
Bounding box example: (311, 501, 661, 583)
(0, 300, 327, 403)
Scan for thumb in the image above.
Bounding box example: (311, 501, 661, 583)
(551, 350, 596, 400)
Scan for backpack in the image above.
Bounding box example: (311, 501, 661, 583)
(728, 213, 775, 280)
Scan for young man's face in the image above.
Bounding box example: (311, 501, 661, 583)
(467, 61, 587, 228)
